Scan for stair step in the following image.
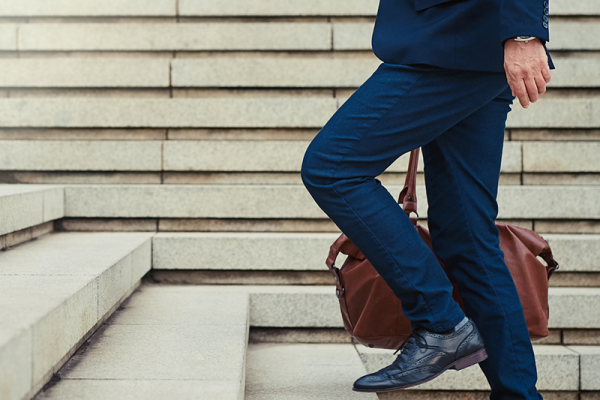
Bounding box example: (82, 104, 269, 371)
(568, 346, 600, 390)
(245, 343, 377, 399)
(0, 232, 153, 400)
(5, 21, 599, 53)
(61, 184, 600, 220)
(0, 58, 170, 88)
(178, 0, 598, 17)
(172, 57, 379, 89)
(0, 98, 336, 128)
(16, 23, 331, 52)
(35, 284, 250, 400)
(0, 140, 522, 174)
(544, 234, 600, 272)
(5, 139, 600, 175)
(4, 183, 599, 225)
(523, 142, 600, 172)
(153, 232, 338, 271)
(357, 344, 589, 391)
(0, 0, 594, 17)
(139, 285, 600, 330)
(151, 232, 600, 274)
(0, 184, 62, 237)
(171, 55, 600, 89)
(0, 98, 598, 129)
(180, 0, 378, 17)
(0, 24, 16, 50)
(0, 55, 598, 90)
(0, 0, 176, 17)
(551, 55, 600, 88)
(0, 140, 163, 172)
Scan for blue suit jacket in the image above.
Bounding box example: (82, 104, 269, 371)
(372, 0, 555, 72)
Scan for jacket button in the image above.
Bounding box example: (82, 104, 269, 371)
(543, 15, 549, 22)
(544, 7, 549, 15)
(542, 21, 548, 28)
(543, 0, 548, 7)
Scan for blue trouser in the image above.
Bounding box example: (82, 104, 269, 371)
(301, 63, 542, 400)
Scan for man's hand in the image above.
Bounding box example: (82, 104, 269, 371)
(504, 38, 552, 108)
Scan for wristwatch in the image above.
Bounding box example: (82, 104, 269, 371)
(513, 36, 538, 43)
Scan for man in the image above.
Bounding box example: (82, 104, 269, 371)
(300, 0, 553, 398)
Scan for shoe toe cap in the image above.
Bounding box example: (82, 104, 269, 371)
(353, 373, 392, 390)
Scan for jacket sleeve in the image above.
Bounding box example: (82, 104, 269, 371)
(499, 0, 550, 46)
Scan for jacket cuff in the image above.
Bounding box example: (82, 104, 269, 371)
(499, 0, 550, 46)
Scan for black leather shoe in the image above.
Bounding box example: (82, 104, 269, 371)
(353, 317, 488, 393)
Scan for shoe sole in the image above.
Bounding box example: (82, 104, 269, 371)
(352, 347, 488, 393)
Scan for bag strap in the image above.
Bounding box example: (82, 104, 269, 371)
(397, 148, 420, 217)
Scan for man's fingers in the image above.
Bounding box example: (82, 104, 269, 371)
(511, 79, 530, 108)
(541, 65, 552, 83)
(534, 75, 546, 95)
(525, 78, 539, 103)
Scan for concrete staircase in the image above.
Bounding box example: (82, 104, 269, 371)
(0, 0, 599, 399)
(35, 285, 250, 400)
(0, 186, 153, 400)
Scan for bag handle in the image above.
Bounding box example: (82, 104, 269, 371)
(397, 148, 420, 217)
(395, 149, 561, 282)
(326, 234, 346, 298)
(539, 238, 560, 279)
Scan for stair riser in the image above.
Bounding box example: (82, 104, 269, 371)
(19, 140, 600, 175)
(151, 232, 600, 273)
(1, 98, 600, 129)
(58, 185, 600, 219)
(0, 56, 595, 88)
(169, 286, 600, 330)
(0, 0, 596, 17)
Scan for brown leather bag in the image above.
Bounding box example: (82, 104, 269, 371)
(325, 148, 559, 350)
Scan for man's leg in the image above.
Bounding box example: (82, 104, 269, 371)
(301, 62, 510, 332)
(422, 85, 542, 400)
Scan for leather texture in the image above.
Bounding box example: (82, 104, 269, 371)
(325, 148, 559, 350)
(371, 0, 555, 72)
(353, 317, 487, 392)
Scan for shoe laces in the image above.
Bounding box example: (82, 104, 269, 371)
(392, 329, 441, 357)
